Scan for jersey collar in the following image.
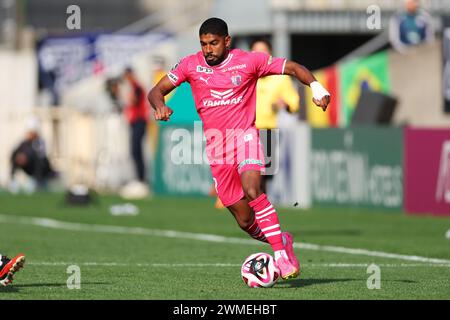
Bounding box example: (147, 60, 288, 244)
(201, 49, 234, 69)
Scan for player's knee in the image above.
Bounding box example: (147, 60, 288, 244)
(244, 187, 262, 202)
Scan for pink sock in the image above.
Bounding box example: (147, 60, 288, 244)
(242, 218, 268, 243)
(248, 194, 284, 251)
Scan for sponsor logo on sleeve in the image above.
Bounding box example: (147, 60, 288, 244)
(168, 72, 178, 83)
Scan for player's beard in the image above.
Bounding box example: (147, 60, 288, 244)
(205, 49, 228, 66)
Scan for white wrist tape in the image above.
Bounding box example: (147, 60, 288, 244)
(310, 81, 330, 101)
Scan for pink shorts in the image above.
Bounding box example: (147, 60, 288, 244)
(209, 129, 265, 207)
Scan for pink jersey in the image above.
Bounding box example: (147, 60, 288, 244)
(167, 48, 286, 162)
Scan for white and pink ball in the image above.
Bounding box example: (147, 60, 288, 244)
(241, 252, 280, 288)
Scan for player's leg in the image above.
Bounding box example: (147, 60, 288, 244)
(227, 198, 267, 243)
(210, 165, 267, 242)
(130, 119, 146, 182)
(227, 199, 299, 278)
(0, 253, 25, 286)
(240, 169, 283, 249)
(240, 169, 299, 279)
(237, 128, 299, 279)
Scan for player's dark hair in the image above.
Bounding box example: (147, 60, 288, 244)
(250, 38, 272, 52)
(199, 17, 229, 37)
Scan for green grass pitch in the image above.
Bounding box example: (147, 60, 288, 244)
(0, 192, 449, 299)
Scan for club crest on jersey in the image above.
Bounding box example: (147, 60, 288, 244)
(231, 74, 242, 86)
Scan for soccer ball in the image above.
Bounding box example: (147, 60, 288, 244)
(241, 252, 280, 288)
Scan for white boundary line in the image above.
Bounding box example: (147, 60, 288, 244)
(25, 262, 450, 268)
(1, 214, 450, 265)
(27, 262, 241, 267)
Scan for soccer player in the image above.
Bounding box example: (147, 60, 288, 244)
(0, 253, 25, 286)
(148, 18, 330, 279)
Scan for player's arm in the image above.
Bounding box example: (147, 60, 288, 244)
(147, 75, 175, 121)
(283, 60, 330, 111)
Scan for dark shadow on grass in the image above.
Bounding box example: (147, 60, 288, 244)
(277, 278, 417, 288)
(385, 279, 417, 284)
(0, 286, 19, 293)
(279, 278, 358, 288)
(0, 282, 109, 292)
(16, 282, 109, 288)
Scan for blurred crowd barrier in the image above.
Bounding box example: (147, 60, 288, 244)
(264, 124, 450, 216)
(0, 106, 134, 193)
(404, 128, 450, 216)
(0, 49, 36, 189)
(310, 127, 403, 210)
(0, 33, 176, 193)
(152, 120, 450, 216)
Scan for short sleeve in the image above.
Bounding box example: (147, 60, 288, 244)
(167, 57, 190, 87)
(251, 52, 286, 78)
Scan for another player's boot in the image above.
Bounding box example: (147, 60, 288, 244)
(0, 254, 26, 286)
(275, 256, 299, 280)
(282, 232, 300, 274)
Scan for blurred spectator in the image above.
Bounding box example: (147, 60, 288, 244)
(251, 38, 300, 129)
(389, 0, 435, 53)
(38, 69, 59, 106)
(152, 56, 168, 85)
(122, 67, 150, 185)
(105, 77, 123, 114)
(9, 117, 57, 193)
(251, 38, 300, 193)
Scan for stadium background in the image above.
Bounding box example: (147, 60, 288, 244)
(1, 0, 450, 300)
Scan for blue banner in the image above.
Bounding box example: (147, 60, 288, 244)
(37, 32, 171, 104)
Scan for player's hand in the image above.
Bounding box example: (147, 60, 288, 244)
(313, 95, 331, 112)
(154, 106, 173, 121)
(310, 81, 331, 112)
